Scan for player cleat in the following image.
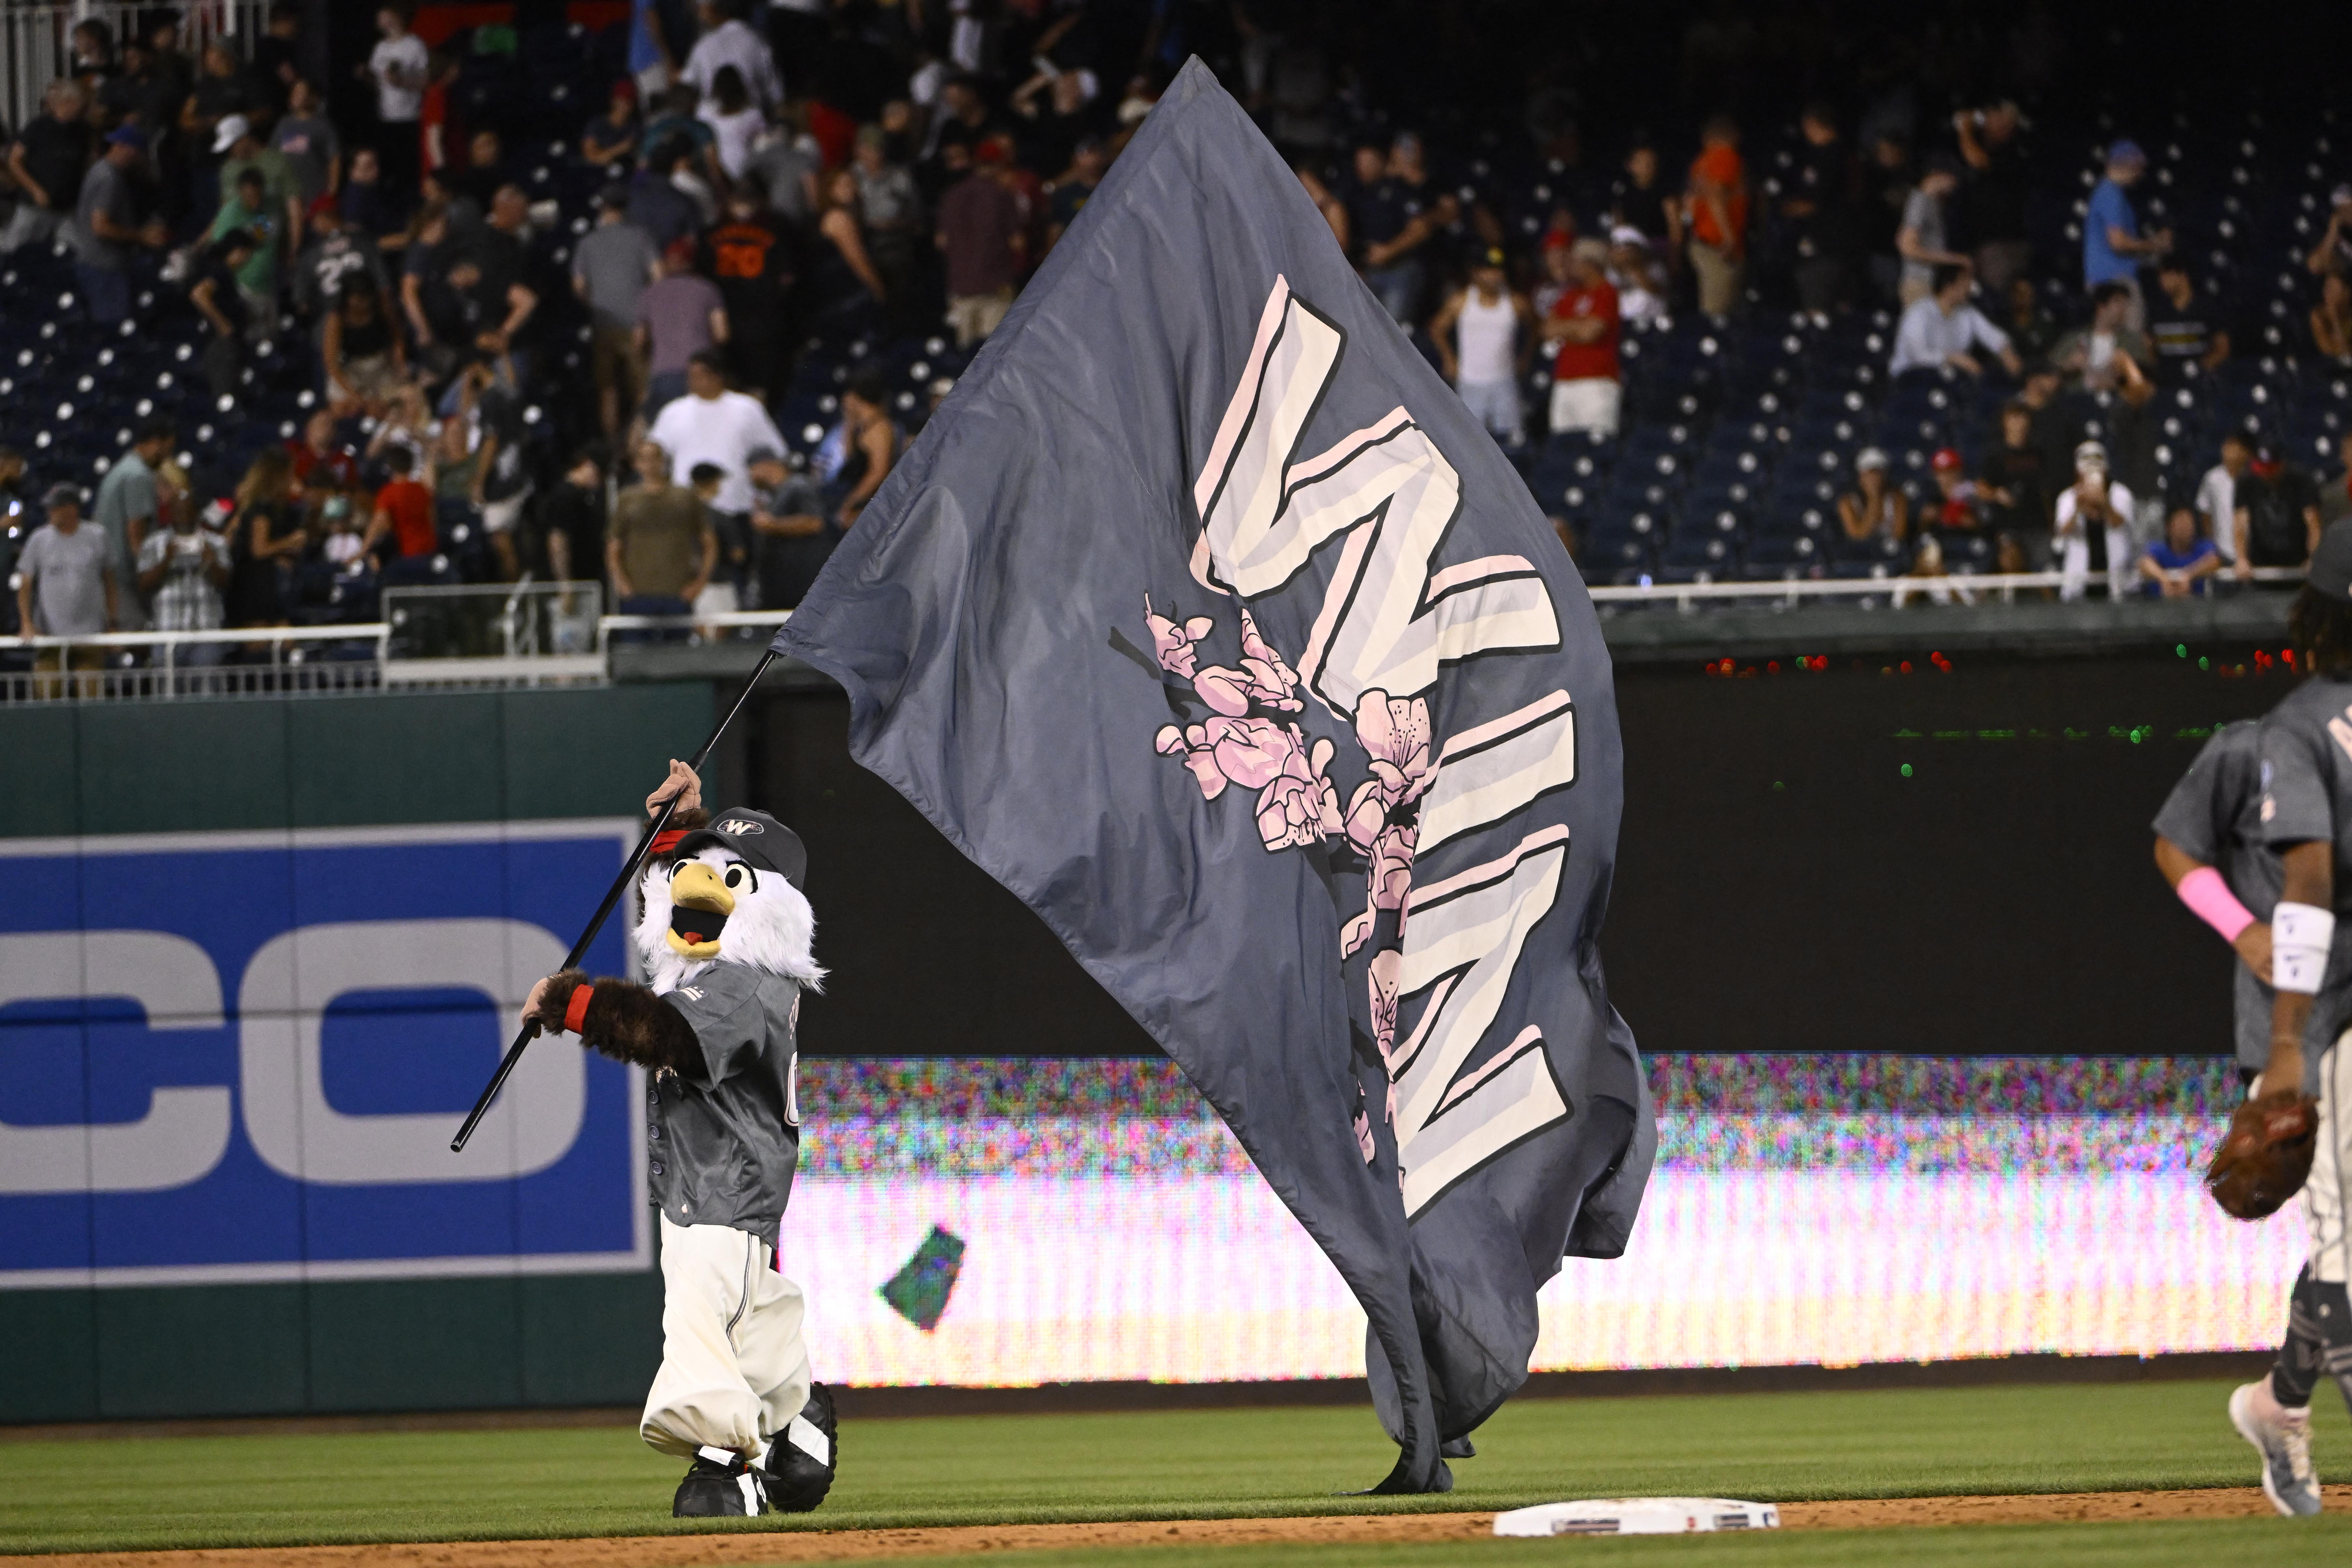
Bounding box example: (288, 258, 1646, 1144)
(762, 1384, 838, 1513)
(672, 1445, 770, 1517)
(2229, 1380, 2321, 1516)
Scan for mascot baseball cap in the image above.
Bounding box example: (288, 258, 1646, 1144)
(676, 809, 807, 889)
(2309, 519, 2352, 603)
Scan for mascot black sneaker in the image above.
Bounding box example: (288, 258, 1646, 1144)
(762, 1384, 838, 1513)
(673, 1445, 771, 1517)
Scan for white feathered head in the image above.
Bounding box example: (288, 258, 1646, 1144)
(634, 809, 825, 995)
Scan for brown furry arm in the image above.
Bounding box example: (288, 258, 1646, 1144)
(535, 970, 699, 1075)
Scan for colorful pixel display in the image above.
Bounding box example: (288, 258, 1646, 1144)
(783, 1056, 2303, 1386)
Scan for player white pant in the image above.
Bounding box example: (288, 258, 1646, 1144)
(2307, 1036, 2352, 1285)
(640, 1214, 813, 1461)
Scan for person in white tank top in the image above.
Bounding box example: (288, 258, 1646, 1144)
(1429, 246, 1535, 447)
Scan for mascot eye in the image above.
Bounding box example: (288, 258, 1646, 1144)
(724, 867, 745, 889)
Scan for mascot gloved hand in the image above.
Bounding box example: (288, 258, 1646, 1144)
(523, 761, 838, 1518)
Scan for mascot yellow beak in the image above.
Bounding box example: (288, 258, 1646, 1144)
(665, 861, 736, 958)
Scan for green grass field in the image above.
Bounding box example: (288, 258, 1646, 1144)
(0, 1378, 2337, 1557)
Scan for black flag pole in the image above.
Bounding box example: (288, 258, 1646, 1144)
(451, 646, 781, 1153)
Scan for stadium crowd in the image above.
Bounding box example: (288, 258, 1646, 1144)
(6, 0, 2352, 670)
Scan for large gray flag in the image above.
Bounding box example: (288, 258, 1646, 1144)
(773, 58, 1654, 1491)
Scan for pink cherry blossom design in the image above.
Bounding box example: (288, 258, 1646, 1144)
(1354, 1099, 1376, 1163)
(1144, 595, 1213, 680)
(1367, 824, 1415, 911)
(1253, 732, 1342, 850)
(1157, 722, 1229, 799)
(1353, 689, 1435, 808)
(1368, 948, 1403, 1131)
(1343, 778, 1388, 853)
(1192, 665, 1254, 716)
(1208, 715, 1297, 791)
(1236, 606, 1305, 712)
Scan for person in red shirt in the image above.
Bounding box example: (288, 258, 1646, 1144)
(1542, 238, 1621, 438)
(365, 444, 436, 566)
(1685, 114, 1749, 316)
(285, 410, 359, 493)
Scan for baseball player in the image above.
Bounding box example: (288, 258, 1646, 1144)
(2182, 519, 2352, 1515)
(522, 761, 836, 1517)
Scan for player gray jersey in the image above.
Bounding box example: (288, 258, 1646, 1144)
(649, 960, 803, 1246)
(2256, 678, 2352, 1076)
(2156, 721, 2290, 1071)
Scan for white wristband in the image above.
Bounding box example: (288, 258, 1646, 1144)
(2274, 901, 2336, 996)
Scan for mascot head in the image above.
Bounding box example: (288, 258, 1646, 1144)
(636, 809, 825, 993)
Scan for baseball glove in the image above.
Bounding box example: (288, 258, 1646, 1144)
(2205, 1088, 2321, 1220)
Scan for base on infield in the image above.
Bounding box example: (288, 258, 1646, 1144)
(1492, 1498, 1781, 1536)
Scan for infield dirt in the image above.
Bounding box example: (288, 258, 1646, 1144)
(20, 1487, 2338, 1568)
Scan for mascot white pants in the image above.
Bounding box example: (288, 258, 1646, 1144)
(641, 1215, 815, 1462)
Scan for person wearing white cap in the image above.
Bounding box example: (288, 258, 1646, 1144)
(2306, 185, 2352, 282)
(1837, 448, 1909, 545)
(214, 112, 305, 261)
(2054, 439, 2136, 601)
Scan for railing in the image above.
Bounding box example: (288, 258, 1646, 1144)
(3, 2, 271, 140)
(1585, 565, 2307, 613)
(380, 580, 606, 687)
(0, 623, 388, 702)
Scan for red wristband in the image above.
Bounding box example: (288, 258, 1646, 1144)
(650, 830, 687, 855)
(563, 981, 594, 1036)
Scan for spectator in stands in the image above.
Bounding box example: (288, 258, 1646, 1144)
(1953, 101, 2030, 294)
(749, 446, 830, 609)
(2054, 440, 2135, 601)
(627, 140, 702, 250)
(183, 41, 254, 212)
(3, 80, 93, 255)
(2002, 276, 2058, 366)
(339, 147, 403, 245)
(1344, 138, 1426, 326)
(2139, 506, 2220, 597)
(287, 410, 360, 493)
(449, 127, 509, 215)
(225, 448, 303, 629)
(206, 166, 285, 318)
(364, 443, 436, 569)
(1889, 264, 2020, 380)
(2200, 431, 2253, 574)
(2051, 280, 2149, 393)
(937, 138, 1024, 347)
(1894, 153, 1968, 307)
(2233, 443, 2324, 579)
(644, 88, 722, 217)
(583, 80, 642, 170)
(100, 39, 180, 152)
(1860, 132, 1911, 303)
(69, 18, 117, 86)
(2307, 185, 2352, 282)
(924, 75, 1000, 198)
(138, 477, 230, 668)
(682, 461, 740, 614)
(360, 7, 427, 198)
(706, 187, 790, 401)
(418, 51, 463, 186)
(1296, 162, 1347, 252)
(293, 195, 389, 326)
(1982, 401, 2052, 570)
(608, 439, 714, 626)
(1010, 61, 1102, 179)
(15, 484, 118, 695)
(1610, 137, 1681, 259)
(855, 126, 927, 325)
(71, 125, 168, 327)
(649, 350, 785, 603)
(1430, 247, 1534, 448)
(2146, 257, 2228, 385)
(681, 0, 783, 115)
(322, 277, 407, 414)
(747, 115, 820, 228)
(2313, 272, 2352, 363)
(462, 186, 539, 364)
(636, 237, 728, 415)
(1838, 448, 1909, 543)
(272, 79, 341, 206)
(2082, 140, 2168, 329)
(1541, 238, 1621, 439)
(1044, 133, 1104, 254)
(539, 448, 609, 593)
(1784, 102, 1854, 315)
(190, 229, 257, 397)
(1607, 229, 1667, 326)
(92, 418, 176, 625)
(1925, 447, 1983, 543)
(698, 66, 765, 184)
(821, 370, 904, 532)
(1683, 115, 1748, 317)
(573, 186, 660, 438)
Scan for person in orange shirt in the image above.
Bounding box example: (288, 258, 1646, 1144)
(1684, 114, 1749, 316)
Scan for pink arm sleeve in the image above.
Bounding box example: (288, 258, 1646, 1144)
(2177, 865, 2256, 943)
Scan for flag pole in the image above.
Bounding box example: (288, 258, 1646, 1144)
(451, 647, 781, 1153)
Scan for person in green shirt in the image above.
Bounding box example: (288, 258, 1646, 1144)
(206, 167, 282, 305)
(213, 112, 302, 274)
